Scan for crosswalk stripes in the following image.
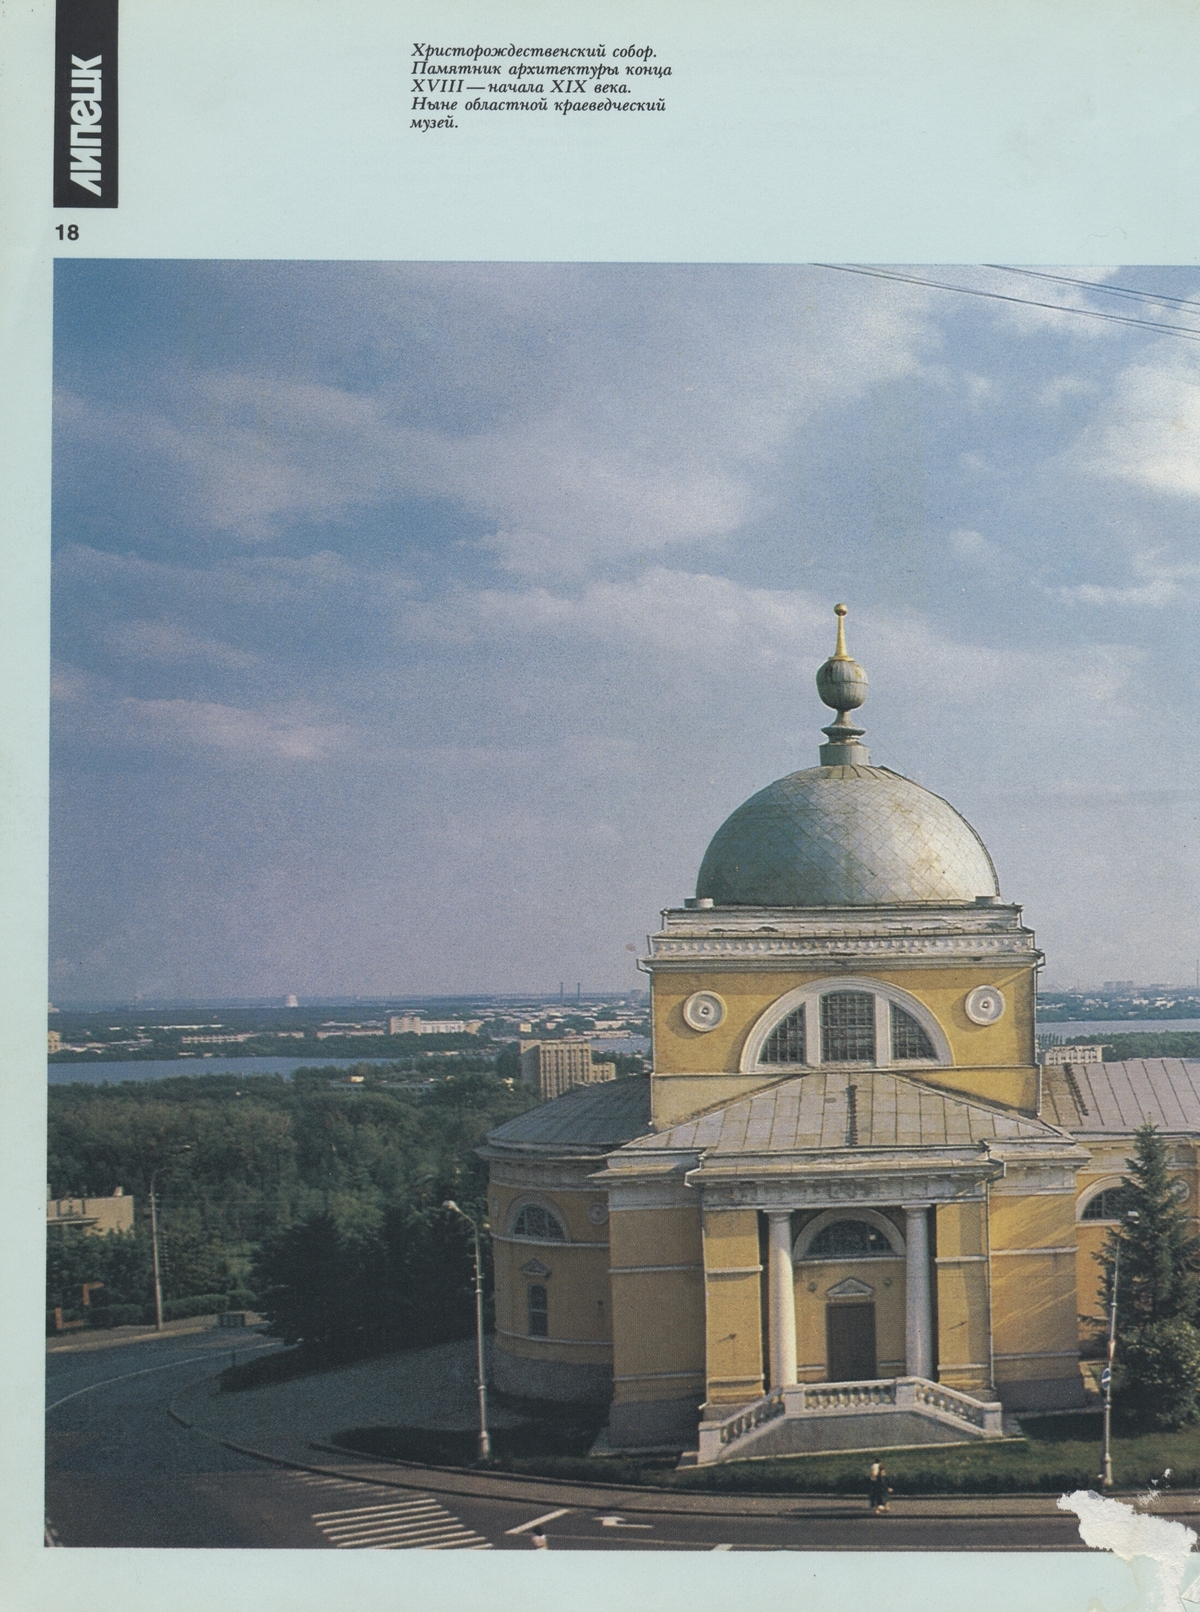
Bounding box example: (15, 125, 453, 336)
(287, 1471, 492, 1550)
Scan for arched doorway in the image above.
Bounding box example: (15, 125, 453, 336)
(793, 1212, 906, 1382)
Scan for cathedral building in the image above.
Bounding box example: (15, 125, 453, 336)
(481, 607, 1200, 1457)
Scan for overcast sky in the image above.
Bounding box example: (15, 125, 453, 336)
(50, 262, 1200, 1003)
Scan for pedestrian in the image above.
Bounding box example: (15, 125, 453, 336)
(530, 1530, 549, 1549)
(867, 1459, 892, 1514)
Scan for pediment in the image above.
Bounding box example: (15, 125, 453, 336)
(826, 1277, 873, 1299)
(520, 1257, 552, 1278)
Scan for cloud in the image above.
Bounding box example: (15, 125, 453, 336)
(1052, 548, 1200, 607)
(1075, 353, 1200, 498)
(100, 619, 261, 671)
(54, 265, 934, 578)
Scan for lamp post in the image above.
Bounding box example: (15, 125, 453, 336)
(1100, 1208, 1139, 1489)
(443, 1200, 491, 1460)
(148, 1146, 191, 1333)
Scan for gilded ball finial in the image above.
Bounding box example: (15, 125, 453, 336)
(816, 603, 868, 714)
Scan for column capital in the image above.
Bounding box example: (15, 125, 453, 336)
(902, 1201, 933, 1214)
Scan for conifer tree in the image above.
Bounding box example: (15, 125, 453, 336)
(1102, 1122, 1200, 1429)
(1103, 1120, 1200, 1327)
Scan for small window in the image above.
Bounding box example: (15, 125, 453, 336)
(759, 1007, 806, 1065)
(890, 1003, 935, 1060)
(1082, 1187, 1129, 1221)
(527, 1283, 548, 1337)
(821, 992, 876, 1063)
(512, 1203, 566, 1241)
(806, 1220, 895, 1259)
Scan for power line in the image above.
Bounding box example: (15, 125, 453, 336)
(814, 263, 1200, 343)
(986, 265, 1200, 317)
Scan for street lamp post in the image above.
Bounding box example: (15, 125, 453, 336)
(148, 1146, 191, 1333)
(443, 1200, 491, 1460)
(149, 1168, 165, 1332)
(1100, 1208, 1139, 1489)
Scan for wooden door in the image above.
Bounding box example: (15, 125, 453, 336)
(825, 1302, 877, 1381)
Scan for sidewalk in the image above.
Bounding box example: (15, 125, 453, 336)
(46, 1313, 258, 1354)
(168, 1339, 1200, 1523)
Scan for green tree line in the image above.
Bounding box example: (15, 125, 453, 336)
(47, 1060, 537, 1341)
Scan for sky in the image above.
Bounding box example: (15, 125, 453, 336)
(49, 261, 1200, 1003)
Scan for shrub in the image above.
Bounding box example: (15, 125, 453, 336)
(1116, 1318, 1200, 1430)
(161, 1293, 232, 1321)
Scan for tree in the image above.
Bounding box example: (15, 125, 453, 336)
(1101, 1122, 1200, 1328)
(1101, 1122, 1200, 1429)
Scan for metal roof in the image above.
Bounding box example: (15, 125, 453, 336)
(695, 765, 999, 908)
(1040, 1060, 1200, 1135)
(484, 1074, 652, 1153)
(622, 1070, 1063, 1156)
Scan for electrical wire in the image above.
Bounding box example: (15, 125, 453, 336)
(985, 265, 1200, 317)
(814, 263, 1200, 343)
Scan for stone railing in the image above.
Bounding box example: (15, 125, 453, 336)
(696, 1376, 1003, 1464)
(796, 1379, 897, 1411)
(697, 1388, 785, 1462)
(901, 1378, 1004, 1432)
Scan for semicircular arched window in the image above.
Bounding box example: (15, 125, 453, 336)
(1081, 1187, 1129, 1221)
(805, 1219, 896, 1259)
(511, 1203, 567, 1241)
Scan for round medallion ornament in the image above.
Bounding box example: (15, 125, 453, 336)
(682, 990, 726, 1032)
(964, 985, 1005, 1026)
(587, 1202, 609, 1226)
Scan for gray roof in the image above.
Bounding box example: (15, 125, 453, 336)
(622, 1070, 1062, 1156)
(484, 1075, 652, 1153)
(695, 765, 999, 907)
(1040, 1060, 1200, 1135)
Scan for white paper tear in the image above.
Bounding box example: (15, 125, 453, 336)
(1059, 1491, 1200, 1611)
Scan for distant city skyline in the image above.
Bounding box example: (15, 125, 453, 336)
(52, 263, 1200, 1000)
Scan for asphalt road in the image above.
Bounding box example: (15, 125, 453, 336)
(46, 1331, 1092, 1550)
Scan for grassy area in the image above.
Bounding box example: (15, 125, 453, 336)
(330, 1413, 1200, 1494)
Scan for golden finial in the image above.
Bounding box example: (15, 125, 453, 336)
(832, 602, 850, 660)
(816, 603, 869, 765)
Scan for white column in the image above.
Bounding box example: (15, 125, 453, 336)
(903, 1203, 933, 1380)
(767, 1211, 798, 1389)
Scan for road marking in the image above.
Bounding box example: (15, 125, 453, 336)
(506, 1507, 571, 1535)
(711, 1542, 733, 1550)
(297, 1477, 491, 1551)
(46, 1352, 219, 1411)
(597, 1515, 653, 1529)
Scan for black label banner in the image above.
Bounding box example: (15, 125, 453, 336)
(54, 0, 118, 207)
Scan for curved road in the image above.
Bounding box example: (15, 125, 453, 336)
(46, 1331, 1100, 1550)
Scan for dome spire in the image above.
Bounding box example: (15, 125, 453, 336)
(816, 603, 870, 765)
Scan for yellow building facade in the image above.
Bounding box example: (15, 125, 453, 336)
(482, 608, 1200, 1454)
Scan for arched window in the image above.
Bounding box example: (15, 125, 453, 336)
(890, 1003, 936, 1061)
(1081, 1187, 1129, 1221)
(760, 1007, 805, 1065)
(821, 992, 876, 1063)
(805, 1220, 896, 1260)
(744, 977, 951, 1072)
(527, 1284, 548, 1337)
(511, 1203, 567, 1242)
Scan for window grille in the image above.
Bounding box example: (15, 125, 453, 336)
(890, 1003, 936, 1060)
(1081, 1188, 1129, 1221)
(759, 1006, 806, 1065)
(806, 1220, 894, 1259)
(512, 1204, 566, 1241)
(527, 1283, 549, 1337)
(821, 992, 876, 1063)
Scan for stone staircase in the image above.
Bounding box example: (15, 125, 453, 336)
(694, 1377, 1005, 1464)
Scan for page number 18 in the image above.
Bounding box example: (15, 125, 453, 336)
(56, 224, 79, 240)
